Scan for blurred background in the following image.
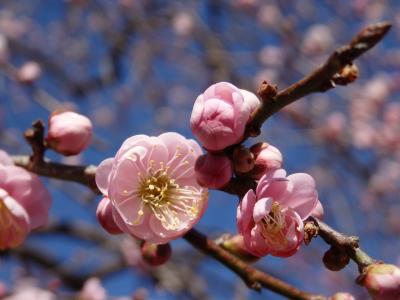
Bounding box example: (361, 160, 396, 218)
(0, 0, 399, 299)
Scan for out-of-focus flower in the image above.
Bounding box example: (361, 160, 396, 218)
(237, 169, 318, 257)
(0, 34, 9, 62)
(16, 61, 42, 84)
(96, 133, 208, 244)
(195, 153, 233, 188)
(320, 112, 346, 141)
(3, 278, 55, 300)
(232, 146, 254, 173)
(362, 263, 400, 300)
(172, 12, 194, 37)
(141, 242, 171, 266)
(301, 24, 334, 55)
(248, 143, 283, 179)
(311, 200, 324, 220)
(79, 278, 107, 300)
(190, 82, 258, 151)
(0, 150, 51, 250)
(46, 111, 93, 156)
(96, 197, 123, 234)
(257, 4, 282, 28)
(329, 292, 356, 300)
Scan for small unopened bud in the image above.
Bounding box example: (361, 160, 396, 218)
(311, 200, 324, 220)
(323, 246, 350, 271)
(248, 142, 283, 179)
(329, 292, 356, 300)
(362, 263, 400, 300)
(232, 146, 254, 173)
(46, 111, 93, 156)
(195, 153, 233, 189)
(17, 61, 42, 84)
(333, 64, 359, 86)
(257, 81, 277, 102)
(96, 197, 123, 234)
(220, 234, 259, 263)
(141, 242, 171, 266)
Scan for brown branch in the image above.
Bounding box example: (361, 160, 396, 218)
(304, 217, 376, 273)
(184, 229, 326, 300)
(246, 22, 391, 138)
(12, 155, 99, 194)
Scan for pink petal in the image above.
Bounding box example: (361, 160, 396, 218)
(237, 189, 256, 233)
(95, 158, 114, 196)
(283, 173, 318, 219)
(252, 197, 273, 223)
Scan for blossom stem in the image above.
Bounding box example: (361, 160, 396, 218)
(305, 217, 376, 273)
(184, 228, 326, 300)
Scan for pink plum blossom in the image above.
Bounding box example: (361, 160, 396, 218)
(46, 111, 93, 156)
(311, 200, 324, 220)
(190, 82, 259, 151)
(95, 133, 208, 244)
(237, 169, 318, 257)
(0, 150, 51, 250)
(248, 142, 283, 179)
(363, 263, 400, 300)
(195, 153, 233, 188)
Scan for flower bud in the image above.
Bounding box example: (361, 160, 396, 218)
(248, 143, 282, 179)
(46, 111, 92, 156)
(362, 263, 400, 300)
(323, 246, 350, 271)
(190, 82, 259, 151)
(232, 146, 254, 173)
(96, 197, 122, 234)
(311, 200, 324, 220)
(17, 61, 42, 84)
(195, 153, 233, 188)
(141, 242, 171, 266)
(220, 234, 259, 263)
(329, 292, 355, 300)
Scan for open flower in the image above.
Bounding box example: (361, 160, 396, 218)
(237, 169, 318, 257)
(190, 82, 260, 151)
(0, 150, 51, 250)
(95, 133, 208, 244)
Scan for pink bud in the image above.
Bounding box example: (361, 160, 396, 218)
(195, 153, 233, 188)
(17, 61, 42, 84)
(190, 82, 257, 151)
(311, 200, 324, 220)
(46, 111, 93, 156)
(329, 292, 356, 300)
(141, 242, 171, 266)
(248, 143, 283, 179)
(96, 197, 123, 234)
(232, 146, 254, 173)
(363, 264, 400, 300)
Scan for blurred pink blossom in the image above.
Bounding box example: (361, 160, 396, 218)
(96, 133, 208, 244)
(301, 24, 334, 55)
(46, 111, 93, 156)
(16, 61, 42, 84)
(172, 12, 194, 37)
(329, 292, 355, 300)
(237, 169, 318, 257)
(79, 278, 107, 300)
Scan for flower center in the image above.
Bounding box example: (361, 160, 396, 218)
(135, 161, 205, 231)
(259, 201, 288, 247)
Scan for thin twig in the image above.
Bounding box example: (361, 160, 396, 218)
(246, 22, 391, 138)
